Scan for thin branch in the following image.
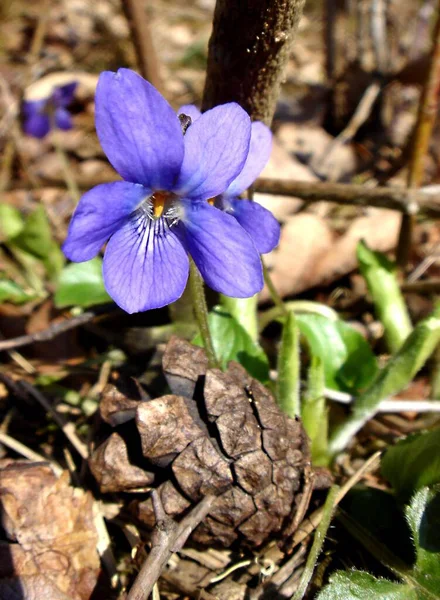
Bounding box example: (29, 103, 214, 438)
(121, 0, 164, 93)
(0, 305, 113, 352)
(291, 486, 339, 600)
(312, 80, 381, 180)
(19, 380, 88, 459)
(370, 0, 389, 74)
(0, 431, 63, 475)
(397, 0, 440, 269)
(254, 178, 440, 217)
(127, 491, 215, 600)
(401, 277, 440, 293)
(288, 451, 382, 550)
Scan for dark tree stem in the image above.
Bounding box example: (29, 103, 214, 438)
(202, 0, 306, 124)
(121, 0, 164, 93)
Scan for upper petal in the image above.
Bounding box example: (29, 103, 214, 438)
(226, 121, 272, 196)
(178, 200, 263, 297)
(175, 103, 251, 201)
(103, 214, 189, 313)
(177, 104, 202, 122)
(55, 107, 73, 130)
(63, 181, 148, 262)
(228, 198, 280, 254)
(53, 82, 77, 107)
(95, 69, 184, 188)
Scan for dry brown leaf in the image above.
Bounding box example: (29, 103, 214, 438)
(261, 209, 400, 300)
(0, 462, 100, 600)
(255, 140, 316, 221)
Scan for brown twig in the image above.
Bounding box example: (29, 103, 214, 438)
(0, 431, 63, 475)
(311, 80, 382, 180)
(254, 178, 440, 216)
(0, 305, 113, 352)
(401, 278, 440, 294)
(396, 1, 440, 269)
(288, 451, 382, 551)
(19, 380, 88, 459)
(202, 0, 306, 124)
(127, 491, 215, 600)
(370, 0, 389, 74)
(121, 0, 163, 93)
(0, 0, 51, 193)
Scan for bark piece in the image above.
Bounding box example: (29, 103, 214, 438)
(209, 487, 256, 528)
(89, 432, 154, 493)
(238, 509, 283, 547)
(173, 437, 233, 501)
(137, 481, 191, 528)
(136, 395, 204, 465)
(99, 383, 142, 426)
(233, 450, 272, 495)
(163, 336, 208, 398)
(254, 483, 293, 519)
(272, 459, 300, 494)
(204, 369, 250, 419)
(0, 462, 99, 600)
(192, 517, 238, 547)
(215, 409, 261, 458)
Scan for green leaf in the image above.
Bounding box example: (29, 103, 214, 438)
(295, 313, 378, 393)
(317, 571, 416, 600)
(329, 305, 440, 457)
(11, 206, 54, 259)
(406, 487, 440, 597)
(302, 356, 329, 465)
(54, 258, 111, 308)
(193, 306, 269, 383)
(357, 241, 412, 353)
(382, 429, 440, 502)
(276, 311, 300, 418)
(0, 279, 35, 304)
(0, 204, 24, 242)
(9, 206, 64, 281)
(319, 488, 440, 600)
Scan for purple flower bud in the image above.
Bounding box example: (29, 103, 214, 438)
(23, 82, 77, 139)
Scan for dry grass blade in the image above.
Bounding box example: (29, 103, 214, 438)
(288, 451, 381, 551)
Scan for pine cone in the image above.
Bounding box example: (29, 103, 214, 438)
(90, 337, 311, 548)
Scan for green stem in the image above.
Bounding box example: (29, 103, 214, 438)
(292, 485, 339, 600)
(262, 257, 287, 315)
(189, 258, 219, 369)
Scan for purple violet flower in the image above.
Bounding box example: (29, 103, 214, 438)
(23, 82, 77, 139)
(178, 105, 280, 254)
(63, 68, 264, 314)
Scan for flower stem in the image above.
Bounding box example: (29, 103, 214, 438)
(262, 257, 288, 316)
(188, 258, 219, 369)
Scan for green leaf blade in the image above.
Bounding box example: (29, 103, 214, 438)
(54, 258, 111, 308)
(382, 430, 440, 503)
(296, 313, 378, 393)
(276, 311, 300, 418)
(193, 306, 269, 383)
(317, 571, 415, 600)
(357, 240, 412, 353)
